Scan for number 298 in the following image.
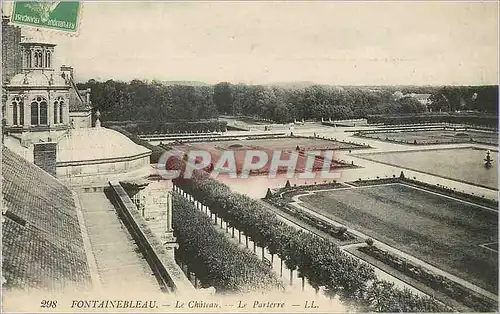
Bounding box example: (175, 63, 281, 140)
(40, 300, 57, 308)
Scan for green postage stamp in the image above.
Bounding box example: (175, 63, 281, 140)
(10, 1, 81, 33)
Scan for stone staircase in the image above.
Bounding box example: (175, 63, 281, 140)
(77, 191, 161, 293)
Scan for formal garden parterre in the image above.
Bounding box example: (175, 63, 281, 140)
(296, 182, 498, 293)
(171, 135, 367, 176)
(165, 156, 450, 312)
(265, 177, 498, 311)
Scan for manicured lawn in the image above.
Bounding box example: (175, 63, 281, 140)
(357, 148, 498, 190)
(298, 183, 498, 293)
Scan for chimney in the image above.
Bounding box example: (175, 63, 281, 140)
(33, 142, 57, 176)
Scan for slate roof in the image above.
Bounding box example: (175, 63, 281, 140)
(2, 147, 92, 291)
(68, 84, 90, 112)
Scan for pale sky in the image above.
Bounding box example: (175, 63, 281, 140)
(4, 1, 499, 85)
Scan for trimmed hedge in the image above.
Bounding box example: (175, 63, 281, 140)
(167, 156, 450, 312)
(366, 113, 498, 128)
(104, 120, 228, 134)
(359, 246, 497, 311)
(265, 197, 357, 243)
(172, 194, 282, 293)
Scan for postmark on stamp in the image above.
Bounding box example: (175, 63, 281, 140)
(10, 1, 81, 33)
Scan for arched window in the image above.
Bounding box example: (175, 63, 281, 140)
(46, 51, 51, 68)
(20, 102, 24, 125)
(25, 50, 32, 68)
(34, 51, 38, 68)
(59, 100, 64, 124)
(31, 102, 38, 125)
(53, 101, 58, 124)
(40, 102, 47, 124)
(12, 102, 17, 126)
(54, 96, 64, 124)
(30, 96, 48, 126)
(11, 96, 24, 126)
(34, 50, 42, 68)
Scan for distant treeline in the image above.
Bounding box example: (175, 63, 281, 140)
(77, 80, 498, 124)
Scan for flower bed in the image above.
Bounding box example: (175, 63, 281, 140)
(348, 178, 401, 187)
(265, 198, 357, 243)
(275, 182, 346, 198)
(358, 245, 497, 312)
(172, 194, 282, 293)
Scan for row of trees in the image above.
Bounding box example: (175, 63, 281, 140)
(76, 79, 498, 125)
(427, 85, 498, 114)
(77, 79, 218, 122)
(172, 194, 282, 293)
(167, 156, 450, 312)
(214, 83, 429, 122)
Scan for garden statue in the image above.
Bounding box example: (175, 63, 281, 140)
(95, 109, 101, 128)
(484, 150, 493, 169)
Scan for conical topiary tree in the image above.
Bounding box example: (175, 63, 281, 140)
(399, 171, 405, 179)
(265, 188, 273, 199)
(296, 145, 300, 151)
(285, 180, 291, 189)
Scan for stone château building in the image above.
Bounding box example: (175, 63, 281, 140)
(2, 26, 151, 186)
(3, 32, 92, 147)
(1, 15, 186, 297)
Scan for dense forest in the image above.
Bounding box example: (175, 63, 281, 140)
(77, 80, 498, 123)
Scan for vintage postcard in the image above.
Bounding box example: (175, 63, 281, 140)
(1, 1, 498, 313)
